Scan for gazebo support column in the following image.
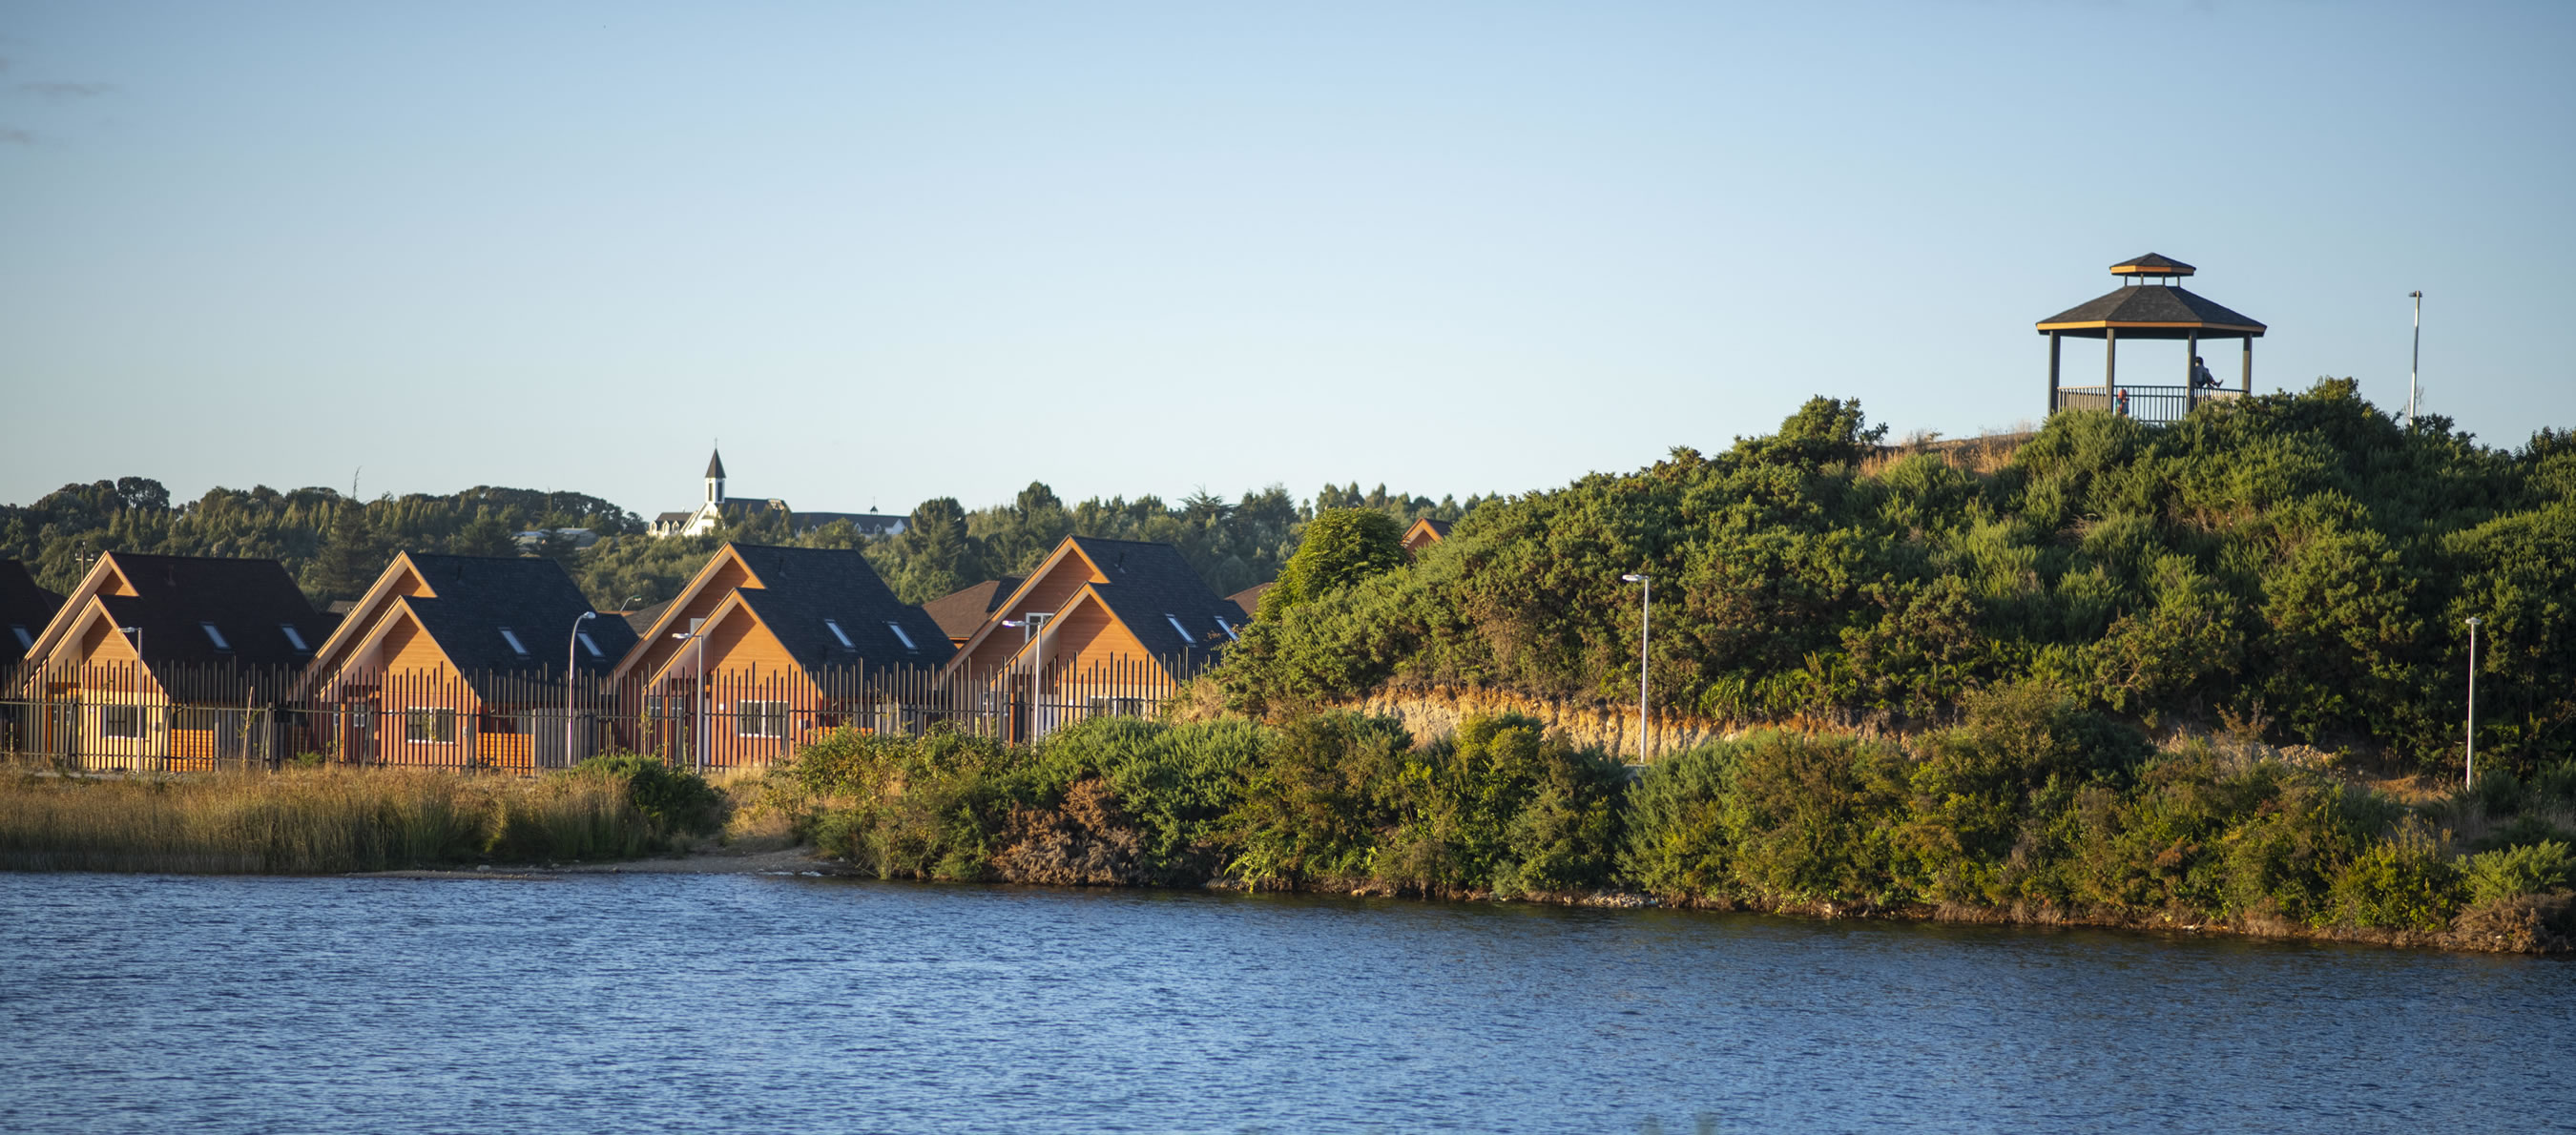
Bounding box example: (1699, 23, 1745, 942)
(2105, 327, 2117, 390)
(2186, 330, 2200, 411)
(2242, 337, 2253, 394)
(2047, 330, 2061, 415)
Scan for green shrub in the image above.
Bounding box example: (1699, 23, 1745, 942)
(1715, 731, 1905, 907)
(1222, 712, 1411, 887)
(2462, 840, 2576, 904)
(571, 753, 724, 836)
(2331, 826, 2466, 931)
(1622, 740, 1736, 901)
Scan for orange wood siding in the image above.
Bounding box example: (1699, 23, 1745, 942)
(626, 553, 756, 682)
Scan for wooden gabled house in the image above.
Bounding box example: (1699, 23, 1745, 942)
(10, 552, 330, 770)
(293, 553, 637, 771)
(941, 536, 1239, 739)
(612, 543, 951, 768)
(1401, 517, 1452, 558)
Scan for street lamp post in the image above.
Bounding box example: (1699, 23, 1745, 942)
(567, 611, 596, 768)
(1620, 573, 1650, 763)
(1002, 613, 1051, 742)
(670, 624, 709, 773)
(2464, 615, 2481, 789)
(2408, 291, 2424, 427)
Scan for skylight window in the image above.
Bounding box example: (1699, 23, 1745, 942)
(10, 625, 29, 650)
(280, 624, 309, 652)
(1165, 614, 1196, 644)
(1214, 616, 1236, 641)
(577, 631, 602, 657)
(200, 622, 231, 650)
(824, 619, 855, 649)
(887, 622, 919, 651)
(498, 628, 530, 656)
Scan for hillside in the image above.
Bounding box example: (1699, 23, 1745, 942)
(1217, 382, 2576, 775)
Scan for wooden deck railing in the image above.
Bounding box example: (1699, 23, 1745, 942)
(2052, 384, 2242, 426)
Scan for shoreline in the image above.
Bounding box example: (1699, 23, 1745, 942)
(338, 841, 2575, 957)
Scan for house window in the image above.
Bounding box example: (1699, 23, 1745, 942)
(405, 708, 458, 744)
(1165, 614, 1196, 645)
(1214, 615, 1236, 641)
(280, 623, 310, 652)
(175, 707, 220, 731)
(10, 624, 31, 650)
(1088, 696, 1150, 718)
(735, 700, 789, 738)
(200, 622, 231, 651)
(484, 712, 527, 735)
(498, 628, 530, 657)
(886, 622, 918, 651)
(99, 705, 145, 739)
(576, 631, 602, 658)
(824, 619, 855, 649)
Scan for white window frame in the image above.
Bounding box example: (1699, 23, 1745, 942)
(735, 699, 790, 738)
(279, 623, 309, 651)
(824, 619, 855, 649)
(1214, 615, 1236, 641)
(200, 622, 231, 650)
(576, 631, 602, 657)
(98, 704, 146, 739)
(1165, 614, 1196, 645)
(405, 707, 458, 744)
(886, 622, 918, 651)
(498, 628, 530, 656)
(9, 624, 29, 650)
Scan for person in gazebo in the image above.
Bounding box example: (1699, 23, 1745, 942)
(2192, 355, 2220, 390)
(2115, 388, 2130, 417)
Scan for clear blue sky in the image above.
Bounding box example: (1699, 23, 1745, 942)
(4, 1, 2569, 519)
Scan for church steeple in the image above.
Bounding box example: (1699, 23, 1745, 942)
(704, 448, 726, 505)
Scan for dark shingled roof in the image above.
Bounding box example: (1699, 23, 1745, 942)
(722, 544, 951, 671)
(2037, 284, 2265, 340)
(3, 560, 66, 656)
(1065, 536, 1239, 669)
(2109, 252, 2195, 276)
(706, 449, 727, 480)
(392, 554, 638, 680)
(1225, 583, 1273, 622)
(90, 553, 332, 671)
(924, 576, 1023, 643)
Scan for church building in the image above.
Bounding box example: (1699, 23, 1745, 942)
(649, 450, 908, 539)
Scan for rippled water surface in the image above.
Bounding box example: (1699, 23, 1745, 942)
(2, 872, 2568, 1133)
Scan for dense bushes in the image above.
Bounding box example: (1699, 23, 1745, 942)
(768, 702, 2576, 947)
(1217, 382, 2576, 776)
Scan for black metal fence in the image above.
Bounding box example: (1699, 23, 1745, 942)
(4, 654, 1204, 775)
(2052, 384, 2244, 425)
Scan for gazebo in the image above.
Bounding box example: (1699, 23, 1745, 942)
(2038, 254, 2265, 424)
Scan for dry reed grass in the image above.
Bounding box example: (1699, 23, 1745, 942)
(0, 767, 655, 874)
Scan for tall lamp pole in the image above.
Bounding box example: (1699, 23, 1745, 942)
(2408, 291, 2423, 427)
(567, 611, 596, 768)
(2463, 615, 2481, 789)
(670, 623, 709, 773)
(1003, 613, 1051, 742)
(1620, 573, 1651, 762)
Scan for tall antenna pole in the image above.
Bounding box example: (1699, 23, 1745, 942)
(2408, 291, 2423, 426)
(2464, 615, 2480, 789)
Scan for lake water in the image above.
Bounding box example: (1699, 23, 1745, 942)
(1, 872, 2567, 1134)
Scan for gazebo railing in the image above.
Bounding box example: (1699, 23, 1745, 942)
(2052, 384, 2241, 426)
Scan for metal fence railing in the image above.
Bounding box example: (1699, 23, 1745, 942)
(4, 654, 1203, 775)
(2052, 383, 2242, 425)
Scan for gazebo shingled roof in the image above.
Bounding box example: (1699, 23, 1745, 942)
(2036, 284, 2265, 340)
(2109, 253, 2195, 277)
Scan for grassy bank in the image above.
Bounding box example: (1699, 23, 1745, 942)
(762, 689, 2576, 953)
(0, 755, 722, 874)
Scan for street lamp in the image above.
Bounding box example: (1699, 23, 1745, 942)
(2408, 291, 2424, 427)
(2463, 615, 2481, 789)
(1620, 574, 1650, 763)
(671, 622, 709, 773)
(567, 611, 596, 767)
(1002, 613, 1051, 741)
